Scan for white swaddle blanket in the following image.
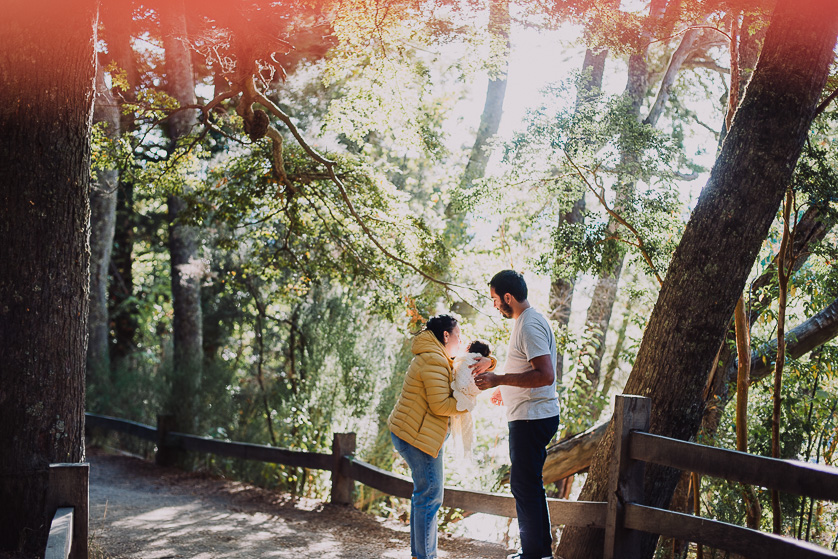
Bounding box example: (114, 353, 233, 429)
(450, 352, 482, 457)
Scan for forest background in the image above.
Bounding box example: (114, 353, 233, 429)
(3, 0, 838, 557)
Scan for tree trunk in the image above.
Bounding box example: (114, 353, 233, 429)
(556, 2, 838, 557)
(577, 0, 678, 399)
(458, 0, 509, 190)
(548, 45, 608, 375)
(443, 0, 509, 268)
(542, 291, 838, 488)
(88, 57, 120, 387)
(700, 202, 835, 439)
(771, 190, 794, 533)
(0, 0, 97, 553)
(103, 0, 140, 365)
(162, 0, 204, 440)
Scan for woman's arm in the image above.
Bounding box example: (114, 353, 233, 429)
(423, 356, 465, 417)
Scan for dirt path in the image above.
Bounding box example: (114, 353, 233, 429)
(88, 449, 511, 559)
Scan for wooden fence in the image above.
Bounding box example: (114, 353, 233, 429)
(85, 395, 838, 559)
(44, 463, 88, 559)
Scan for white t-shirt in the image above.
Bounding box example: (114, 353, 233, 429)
(500, 306, 561, 422)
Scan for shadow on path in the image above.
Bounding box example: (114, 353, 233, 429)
(88, 448, 509, 559)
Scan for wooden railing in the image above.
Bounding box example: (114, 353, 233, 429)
(85, 395, 838, 559)
(44, 463, 89, 559)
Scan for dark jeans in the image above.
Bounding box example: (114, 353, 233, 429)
(509, 414, 560, 559)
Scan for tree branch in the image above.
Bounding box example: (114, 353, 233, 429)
(563, 149, 664, 286)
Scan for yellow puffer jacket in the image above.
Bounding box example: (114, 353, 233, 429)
(388, 330, 462, 458)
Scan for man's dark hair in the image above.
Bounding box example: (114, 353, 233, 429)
(425, 314, 458, 345)
(489, 269, 528, 302)
(467, 339, 491, 357)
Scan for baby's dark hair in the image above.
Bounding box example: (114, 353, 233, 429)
(467, 339, 491, 357)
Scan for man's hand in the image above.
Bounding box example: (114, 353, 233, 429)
(469, 356, 493, 376)
(474, 371, 500, 391)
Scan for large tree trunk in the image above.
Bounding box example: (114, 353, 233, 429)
(88, 57, 120, 387)
(556, 2, 838, 558)
(103, 0, 140, 366)
(162, 0, 204, 439)
(0, 0, 97, 553)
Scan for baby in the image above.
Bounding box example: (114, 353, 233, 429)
(449, 340, 492, 457)
(451, 339, 491, 412)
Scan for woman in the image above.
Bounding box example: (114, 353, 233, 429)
(388, 314, 493, 559)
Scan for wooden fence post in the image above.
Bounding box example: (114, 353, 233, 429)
(46, 463, 89, 559)
(604, 395, 651, 559)
(156, 414, 176, 467)
(330, 432, 356, 505)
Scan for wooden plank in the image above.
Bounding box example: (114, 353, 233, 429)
(605, 395, 651, 559)
(46, 464, 88, 559)
(44, 507, 74, 559)
(85, 413, 157, 442)
(330, 433, 356, 505)
(348, 458, 606, 526)
(169, 432, 333, 470)
(445, 487, 517, 517)
(548, 500, 607, 528)
(630, 432, 838, 502)
(348, 459, 414, 499)
(625, 504, 838, 559)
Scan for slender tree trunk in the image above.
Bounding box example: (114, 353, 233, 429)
(103, 0, 140, 365)
(772, 189, 795, 533)
(0, 0, 97, 553)
(599, 296, 633, 397)
(245, 280, 278, 446)
(734, 294, 762, 531)
(556, 2, 838, 557)
(548, 45, 609, 375)
(442, 0, 510, 270)
(578, 0, 681, 398)
(458, 0, 509, 191)
(88, 57, 120, 389)
(162, 0, 204, 440)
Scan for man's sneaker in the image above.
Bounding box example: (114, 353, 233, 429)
(506, 554, 553, 559)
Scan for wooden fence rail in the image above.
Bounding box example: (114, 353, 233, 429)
(43, 463, 89, 559)
(85, 395, 838, 559)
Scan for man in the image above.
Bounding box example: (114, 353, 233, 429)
(474, 269, 561, 559)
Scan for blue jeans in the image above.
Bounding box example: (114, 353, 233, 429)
(509, 414, 560, 559)
(391, 432, 444, 559)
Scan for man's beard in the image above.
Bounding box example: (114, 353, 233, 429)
(498, 300, 513, 318)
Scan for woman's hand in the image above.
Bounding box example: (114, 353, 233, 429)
(469, 356, 493, 376)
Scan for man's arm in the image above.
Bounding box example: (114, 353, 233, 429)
(473, 354, 555, 390)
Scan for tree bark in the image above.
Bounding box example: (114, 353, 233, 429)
(0, 0, 97, 553)
(88, 57, 120, 386)
(162, 0, 204, 439)
(556, 2, 838, 557)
